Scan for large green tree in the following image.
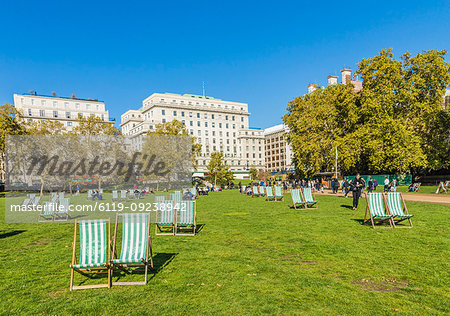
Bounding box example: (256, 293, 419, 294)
(284, 48, 450, 176)
(207, 151, 234, 186)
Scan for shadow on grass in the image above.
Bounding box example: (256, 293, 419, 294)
(0, 230, 26, 239)
(196, 224, 205, 234)
(340, 205, 353, 210)
(112, 252, 178, 282)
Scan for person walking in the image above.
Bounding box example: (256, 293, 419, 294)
(343, 178, 350, 197)
(392, 179, 397, 192)
(350, 173, 365, 210)
(367, 177, 374, 193)
(384, 177, 389, 192)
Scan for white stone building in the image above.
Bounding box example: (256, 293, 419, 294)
(264, 124, 294, 174)
(120, 92, 265, 172)
(13, 93, 114, 131)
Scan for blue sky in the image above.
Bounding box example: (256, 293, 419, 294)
(1, 0, 449, 129)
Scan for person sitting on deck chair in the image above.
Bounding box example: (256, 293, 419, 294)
(183, 189, 195, 200)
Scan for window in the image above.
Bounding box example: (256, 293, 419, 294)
(204, 114, 207, 119)
(67, 122, 72, 127)
(189, 112, 193, 117)
(198, 130, 201, 136)
(53, 111, 58, 118)
(232, 116, 235, 121)
(172, 100, 176, 103)
(226, 123, 229, 128)
(31, 99, 35, 105)
(190, 121, 193, 126)
(96, 104, 99, 110)
(21, 98, 24, 105)
(101, 114, 104, 121)
(197, 113, 200, 118)
(205, 122, 208, 127)
(211, 114, 215, 119)
(160, 98, 165, 102)
(86, 104, 90, 110)
(28, 109, 32, 116)
(66, 112, 71, 119)
(225, 115, 228, 120)
(53, 101, 57, 107)
(197, 121, 200, 127)
(64, 102, 69, 108)
(219, 123, 222, 128)
(181, 111, 185, 117)
(241, 117, 244, 122)
(39, 110, 45, 117)
(173, 111, 177, 116)
(182, 120, 185, 125)
(162, 109, 165, 115)
(162, 119, 166, 123)
(41, 100, 46, 106)
(212, 122, 215, 128)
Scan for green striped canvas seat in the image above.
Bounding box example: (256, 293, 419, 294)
(31, 196, 40, 206)
(367, 193, 391, 219)
(266, 187, 275, 200)
(302, 188, 317, 205)
(59, 192, 65, 200)
(157, 201, 175, 226)
(291, 189, 304, 208)
(259, 186, 265, 195)
(112, 213, 149, 264)
(177, 201, 195, 226)
(190, 187, 197, 197)
(50, 192, 58, 203)
(252, 186, 260, 196)
(386, 193, 413, 219)
(275, 186, 283, 200)
(112, 190, 118, 200)
(120, 190, 127, 200)
(72, 220, 108, 269)
(156, 195, 165, 202)
(172, 191, 182, 204)
(242, 185, 246, 193)
(55, 198, 69, 220)
(42, 202, 55, 216)
(87, 190, 93, 200)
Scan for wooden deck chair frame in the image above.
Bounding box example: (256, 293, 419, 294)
(384, 192, 413, 228)
(54, 198, 70, 221)
(112, 190, 119, 201)
(155, 200, 175, 235)
(302, 188, 318, 209)
(111, 213, 153, 286)
(363, 193, 393, 229)
(70, 219, 111, 290)
(291, 189, 306, 209)
(175, 200, 197, 236)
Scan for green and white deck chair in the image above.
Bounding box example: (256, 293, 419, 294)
(29, 196, 41, 209)
(172, 191, 182, 204)
(385, 192, 413, 228)
(190, 187, 197, 197)
(112, 190, 119, 201)
(175, 201, 196, 236)
(120, 190, 127, 201)
(155, 195, 165, 202)
(259, 186, 266, 196)
(39, 202, 56, 221)
(242, 185, 246, 194)
(70, 219, 111, 290)
(87, 190, 93, 200)
(364, 193, 393, 229)
(22, 198, 31, 207)
(58, 192, 65, 200)
(111, 213, 153, 285)
(50, 192, 58, 203)
(252, 186, 260, 197)
(99, 189, 103, 195)
(55, 198, 70, 221)
(155, 200, 175, 235)
(266, 187, 275, 201)
(302, 188, 317, 208)
(275, 186, 283, 201)
(291, 189, 306, 209)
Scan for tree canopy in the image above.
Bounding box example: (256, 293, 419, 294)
(207, 151, 234, 185)
(284, 49, 450, 177)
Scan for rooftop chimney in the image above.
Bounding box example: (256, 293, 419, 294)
(307, 84, 318, 94)
(327, 75, 338, 86)
(341, 68, 352, 84)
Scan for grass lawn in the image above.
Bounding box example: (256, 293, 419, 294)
(0, 190, 449, 315)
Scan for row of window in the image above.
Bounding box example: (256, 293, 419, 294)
(196, 160, 263, 166)
(21, 98, 102, 111)
(146, 98, 246, 112)
(28, 109, 104, 120)
(160, 110, 244, 122)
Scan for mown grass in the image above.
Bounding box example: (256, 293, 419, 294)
(0, 190, 449, 315)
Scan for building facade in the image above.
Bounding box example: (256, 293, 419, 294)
(264, 124, 294, 174)
(13, 93, 114, 131)
(120, 92, 265, 171)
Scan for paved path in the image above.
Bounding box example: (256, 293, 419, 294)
(317, 191, 450, 205)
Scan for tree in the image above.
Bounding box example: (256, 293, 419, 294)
(147, 119, 201, 169)
(71, 114, 121, 135)
(0, 104, 27, 182)
(284, 48, 450, 176)
(207, 152, 233, 186)
(25, 119, 67, 135)
(249, 167, 258, 180)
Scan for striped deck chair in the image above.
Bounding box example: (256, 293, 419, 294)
(99, 189, 103, 195)
(120, 190, 127, 201)
(175, 201, 196, 236)
(364, 193, 393, 229)
(22, 198, 31, 207)
(385, 192, 413, 228)
(70, 219, 111, 290)
(302, 188, 317, 208)
(55, 198, 70, 221)
(242, 185, 246, 194)
(266, 187, 275, 201)
(31, 196, 41, 207)
(291, 189, 305, 209)
(190, 187, 197, 197)
(259, 186, 266, 197)
(155, 200, 175, 235)
(252, 186, 260, 197)
(155, 195, 165, 202)
(111, 213, 153, 285)
(87, 190, 93, 200)
(39, 202, 56, 221)
(112, 190, 119, 201)
(50, 192, 58, 203)
(275, 186, 284, 201)
(58, 192, 65, 200)
(172, 191, 182, 204)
